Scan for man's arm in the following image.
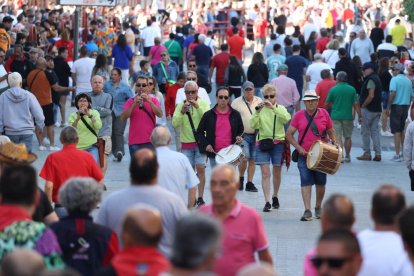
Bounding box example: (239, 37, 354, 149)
(404, 125, 413, 169)
(187, 187, 196, 209)
(147, 95, 162, 118)
(51, 83, 75, 93)
(353, 101, 362, 124)
(258, 249, 273, 265)
(361, 88, 375, 108)
(45, 181, 54, 203)
(386, 91, 396, 115)
(44, 212, 59, 225)
(120, 103, 136, 121)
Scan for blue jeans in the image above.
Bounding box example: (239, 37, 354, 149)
(197, 65, 209, 80)
(129, 142, 154, 158)
(85, 145, 99, 164)
(7, 134, 33, 152)
(241, 133, 256, 160)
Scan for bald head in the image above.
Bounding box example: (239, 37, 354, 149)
(321, 194, 355, 232)
(130, 149, 158, 185)
(36, 57, 47, 69)
(122, 204, 162, 247)
(151, 126, 172, 147)
(1, 249, 45, 276)
(91, 75, 104, 94)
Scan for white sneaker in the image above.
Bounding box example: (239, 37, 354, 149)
(381, 130, 393, 137)
(49, 146, 61, 151)
(54, 122, 61, 127)
(391, 154, 402, 162)
(60, 122, 68, 128)
(39, 145, 47, 151)
(43, 137, 50, 146)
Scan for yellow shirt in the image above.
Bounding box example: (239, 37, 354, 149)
(391, 24, 407, 46)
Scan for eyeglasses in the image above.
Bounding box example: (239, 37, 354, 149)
(311, 257, 351, 269)
(187, 77, 197, 81)
(136, 83, 147, 87)
(218, 95, 229, 100)
(185, 90, 197, 94)
(264, 95, 275, 99)
(244, 88, 253, 91)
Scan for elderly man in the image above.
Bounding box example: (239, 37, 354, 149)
(121, 77, 162, 157)
(357, 62, 382, 161)
(386, 63, 412, 162)
(312, 230, 362, 276)
(27, 57, 75, 151)
(0, 72, 44, 152)
(315, 69, 336, 109)
(231, 81, 261, 192)
(0, 165, 64, 268)
(151, 126, 198, 208)
(169, 213, 221, 275)
(325, 72, 361, 162)
(270, 64, 300, 119)
(175, 71, 211, 105)
(192, 34, 213, 80)
(89, 75, 113, 174)
(39, 126, 103, 217)
(199, 165, 272, 275)
(350, 30, 374, 64)
(96, 149, 187, 256)
(304, 194, 356, 275)
(98, 205, 169, 275)
(306, 54, 332, 91)
(357, 185, 413, 276)
(173, 80, 210, 207)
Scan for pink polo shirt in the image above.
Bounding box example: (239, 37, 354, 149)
(214, 108, 232, 152)
(199, 200, 269, 276)
(270, 75, 300, 107)
(123, 96, 160, 145)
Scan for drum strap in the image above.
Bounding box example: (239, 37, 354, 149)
(299, 110, 318, 146)
(304, 109, 327, 139)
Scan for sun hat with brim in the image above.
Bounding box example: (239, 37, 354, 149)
(0, 143, 37, 164)
(302, 90, 320, 101)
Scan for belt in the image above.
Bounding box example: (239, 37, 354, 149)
(244, 133, 256, 136)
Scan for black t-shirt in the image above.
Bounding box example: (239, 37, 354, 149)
(33, 188, 54, 222)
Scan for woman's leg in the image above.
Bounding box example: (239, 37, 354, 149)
(260, 164, 271, 203)
(59, 95, 67, 125)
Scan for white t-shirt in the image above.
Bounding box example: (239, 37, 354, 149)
(71, 57, 95, 93)
(306, 62, 332, 90)
(204, 37, 216, 55)
(322, 49, 340, 69)
(0, 65, 8, 90)
(357, 229, 414, 276)
(175, 87, 211, 105)
(140, 26, 161, 47)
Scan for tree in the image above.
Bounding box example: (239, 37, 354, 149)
(403, 0, 414, 22)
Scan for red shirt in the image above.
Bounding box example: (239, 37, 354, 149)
(54, 39, 74, 61)
(227, 27, 245, 38)
(254, 19, 267, 38)
(111, 246, 170, 276)
(316, 37, 331, 53)
(210, 52, 230, 85)
(228, 35, 245, 60)
(316, 79, 337, 108)
(39, 144, 104, 203)
(199, 200, 269, 276)
(165, 83, 180, 117)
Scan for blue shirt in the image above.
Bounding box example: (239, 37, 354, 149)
(192, 44, 213, 66)
(153, 60, 179, 85)
(286, 55, 308, 86)
(390, 74, 412, 105)
(85, 42, 99, 55)
(111, 44, 133, 70)
(103, 80, 133, 116)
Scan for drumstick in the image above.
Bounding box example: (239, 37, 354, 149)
(225, 132, 245, 155)
(213, 150, 224, 158)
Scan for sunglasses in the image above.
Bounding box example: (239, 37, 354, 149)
(311, 257, 350, 269)
(218, 95, 229, 100)
(136, 84, 147, 87)
(148, 82, 154, 85)
(244, 88, 253, 91)
(264, 95, 275, 99)
(188, 64, 196, 67)
(187, 77, 197, 81)
(185, 90, 197, 94)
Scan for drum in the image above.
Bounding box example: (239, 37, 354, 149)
(306, 140, 342, 175)
(215, 145, 245, 166)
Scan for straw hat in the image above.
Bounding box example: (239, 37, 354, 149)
(0, 143, 37, 164)
(302, 90, 320, 101)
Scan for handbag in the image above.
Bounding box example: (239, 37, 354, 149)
(80, 116, 105, 168)
(291, 109, 318, 162)
(258, 115, 276, 152)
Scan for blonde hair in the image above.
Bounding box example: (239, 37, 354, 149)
(262, 84, 277, 97)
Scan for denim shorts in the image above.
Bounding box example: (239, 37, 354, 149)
(297, 155, 326, 186)
(255, 143, 284, 166)
(181, 147, 206, 167)
(241, 134, 256, 160)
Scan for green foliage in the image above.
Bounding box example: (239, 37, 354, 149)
(403, 0, 414, 22)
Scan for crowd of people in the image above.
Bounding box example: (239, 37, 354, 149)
(1, 0, 414, 275)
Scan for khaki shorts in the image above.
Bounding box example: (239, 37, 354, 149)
(333, 120, 354, 138)
(101, 136, 112, 155)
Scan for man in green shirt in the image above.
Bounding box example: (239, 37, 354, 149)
(325, 71, 361, 162)
(164, 33, 183, 70)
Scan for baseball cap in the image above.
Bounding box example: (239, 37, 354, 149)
(392, 63, 405, 72)
(362, 62, 377, 71)
(242, 81, 254, 90)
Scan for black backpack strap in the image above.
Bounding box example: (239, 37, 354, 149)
(299, 109, 318, 145)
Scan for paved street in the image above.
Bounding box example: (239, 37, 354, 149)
(30, 96, 412, 276)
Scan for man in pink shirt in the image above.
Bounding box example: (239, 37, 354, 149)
(270, 64, 300, 120)
(315, 69, 336, 109)
(199, 164, 273, 276)
(121, 77, 162, 157)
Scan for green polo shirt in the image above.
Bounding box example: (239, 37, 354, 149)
(326, 82, 358, 120)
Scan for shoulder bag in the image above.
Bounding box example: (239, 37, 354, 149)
(80, 115, 105, 168)
(291, 109, 317, 162)
(258, 115, 276, 152)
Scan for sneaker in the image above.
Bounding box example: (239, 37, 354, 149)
(116, 151, 123, 162)
(49, 146, 60, 151)
(272, 197, 280, 209)
(381, 130, 393, 137)
(39, 145, 47, 151)
(300, 209, 313, 221)
(245, 182, 258, 192)
(54, 121, 61, 127)
(43, 137, 50, 146)
(60, 122, 68, 128)
(315, 208, 321, 219)
(373, 155, 381, 162)
(239, 177, 244, 191)
(196, 197, 205, 207)
(263, 202, 271, 212)
(345, 156, 351, 163)
(391, 154, 402, 162)
(356, 154, 372, 161)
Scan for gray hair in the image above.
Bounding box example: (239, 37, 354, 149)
(7, 72, 22, 88)
(60, 126, 79, 144)
(59, 177, 102, 213)
(336, 71, 348, 82)
(170, 213, 222, 269)
(184, 80, 198, 91)
(150, 126, 171, 147)
(212, 164, 240, 183)
(320, 69, 332, 79)
(198, 34, 206, 43)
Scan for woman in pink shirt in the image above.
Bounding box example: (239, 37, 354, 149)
(148, 37, 167, 69)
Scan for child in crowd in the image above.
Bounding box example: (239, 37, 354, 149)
(132, 60, 152, 83)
